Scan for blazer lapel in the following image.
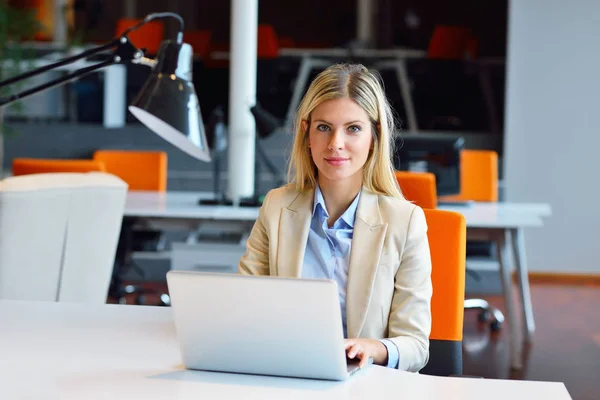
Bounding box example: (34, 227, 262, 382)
(346, 189, 388, 338)
(276, 189, 313, 278)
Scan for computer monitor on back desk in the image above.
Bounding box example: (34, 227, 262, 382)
(393, 133, 464, 196)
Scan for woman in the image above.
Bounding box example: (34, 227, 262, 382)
(239, 63, 432, 373)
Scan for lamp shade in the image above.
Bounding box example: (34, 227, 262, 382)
(129, 40, 211, 162)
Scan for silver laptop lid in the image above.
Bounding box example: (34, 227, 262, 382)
(166, 271, 351, 380)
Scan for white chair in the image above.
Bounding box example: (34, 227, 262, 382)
(0, 172, 128, 303)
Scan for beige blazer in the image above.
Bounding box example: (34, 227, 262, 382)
(238, 184, 433, 372)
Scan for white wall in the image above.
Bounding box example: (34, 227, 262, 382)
(504, 0, 600, 273)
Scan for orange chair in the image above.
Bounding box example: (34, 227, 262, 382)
(428, 25, 477, 60)
(183, 30, 212, 59)
(395, 171, 437, 209)
(12, 158, 106, 176)
(420, 209, 466, 376)
(439, 149, 504, 331)
(93, 150, 168, 305)
(92, 150, 167, 192)
(439, 150, 498, 203)
(257, 24, 279, 59)
(115, 18, 164, 55)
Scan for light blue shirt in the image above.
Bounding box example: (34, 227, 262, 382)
(301, 185, 400, 369)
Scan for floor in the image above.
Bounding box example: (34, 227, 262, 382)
(112, 281, 600, 400)
(462, 283, 600, 400)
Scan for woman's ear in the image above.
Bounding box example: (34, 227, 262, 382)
(301, 119, 308, 134)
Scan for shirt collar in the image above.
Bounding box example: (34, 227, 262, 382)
(312, 184, 361, 228)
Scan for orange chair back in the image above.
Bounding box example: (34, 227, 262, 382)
(115, 18, 164, 55)
(12, 158, 106, 176)
(257, 24, 279, 59)
(396, 171, 437, 209)
(428, 25, 476, 59)
(421, 208, 466, 376)
(184, 30, 212, 58)
(93, 150, 167, 192)
(440, 150, 498, 202)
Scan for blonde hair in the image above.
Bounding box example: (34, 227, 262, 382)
(287, 63, 403, 199)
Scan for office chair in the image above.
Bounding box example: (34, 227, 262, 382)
(440, 149, 504, 332)
(93, 150, 170, 306)
(0, 172, 127, 303)
(397, 166, 501, 332)
(395, 171, 438, 209)
(12, 158, 106, 175)
(420, 208, 466, 376)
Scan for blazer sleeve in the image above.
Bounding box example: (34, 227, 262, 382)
(387, 205, 433, 372)
(238, 191, 272, 276)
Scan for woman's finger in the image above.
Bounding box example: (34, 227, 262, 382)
(347, 344, 361, 359)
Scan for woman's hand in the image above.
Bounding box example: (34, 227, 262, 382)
(344, 338, 388, 368)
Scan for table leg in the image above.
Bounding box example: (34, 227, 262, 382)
(394, 59, 419, 132)
(496, 230, 522, 369)
(285, 56, 313, 127)
(511, 228, 536, 342)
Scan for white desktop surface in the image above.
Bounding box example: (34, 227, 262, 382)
(124, 190, 551, 228)
(0, 300, 571, 400)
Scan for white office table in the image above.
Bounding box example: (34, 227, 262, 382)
(0, 300, 571, 400)
(124, 190, 552, 369)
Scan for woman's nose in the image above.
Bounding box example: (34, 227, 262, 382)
(327, 130, 344, 150)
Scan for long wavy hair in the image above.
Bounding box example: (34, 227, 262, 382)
(287, 63, 403, 199)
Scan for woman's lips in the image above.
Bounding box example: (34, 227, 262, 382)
(325, 157, 349, 166)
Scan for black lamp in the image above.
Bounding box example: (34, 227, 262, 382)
(0, 12, 210, 163)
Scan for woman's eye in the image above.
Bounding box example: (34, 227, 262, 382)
(316, 124, 330, 132)
(348, 125, 361, 133)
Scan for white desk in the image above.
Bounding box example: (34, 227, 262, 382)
(0, 300, 571, 400)
(123, 191, 552, 370)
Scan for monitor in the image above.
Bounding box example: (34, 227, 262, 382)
(393, 133, 464, 196)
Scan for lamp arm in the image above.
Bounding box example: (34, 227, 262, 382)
(0, 36, 143, 107)
(0, 58, 116, 106)
(122, 12, 185, 44)
(0, 37, 122, 91)
(0, 11, 186, 107)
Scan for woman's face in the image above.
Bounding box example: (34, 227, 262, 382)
(303, 97, 373, 188)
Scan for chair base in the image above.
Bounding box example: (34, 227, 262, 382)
(464, 298, 504, 332)
(109, 218, 170, 306)
(121, 284, 171, 306)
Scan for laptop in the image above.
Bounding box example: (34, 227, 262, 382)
(166, 270, 370, 381)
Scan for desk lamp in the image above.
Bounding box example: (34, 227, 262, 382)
(0, 12, 210, 163)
